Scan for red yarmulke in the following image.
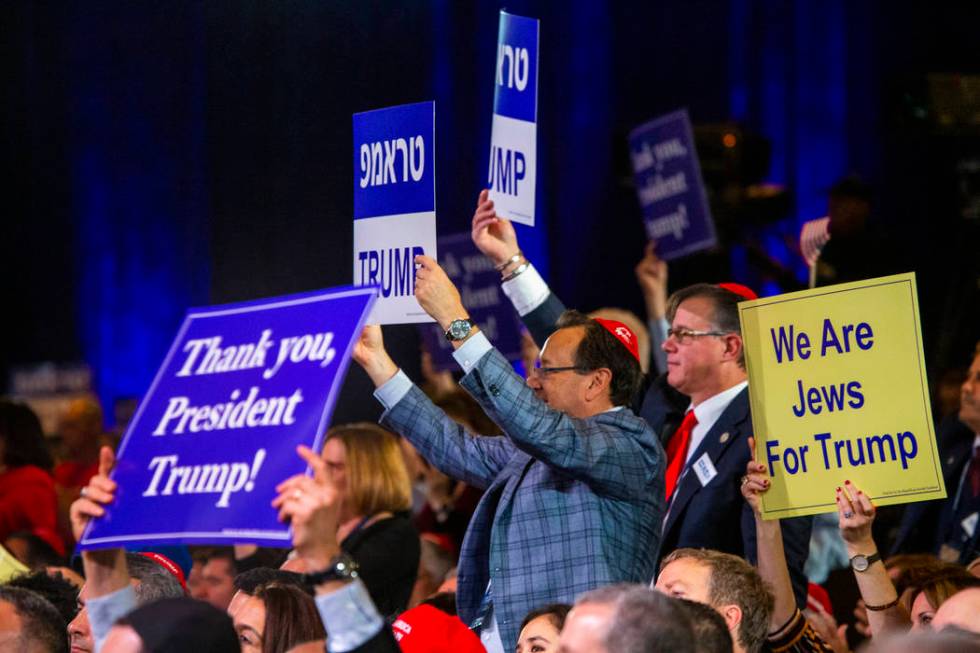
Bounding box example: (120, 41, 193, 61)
(392, 604, 486, 653)
(717, 282, 758, 301)
(140, 552, 188, 592)
(594, 318, 641, 363)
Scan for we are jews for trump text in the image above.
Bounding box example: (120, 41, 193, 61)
(152, 329, 335, 436)
(763, 319, 919, 477)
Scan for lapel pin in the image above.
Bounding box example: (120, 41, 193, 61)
(719, 432, 730, 443)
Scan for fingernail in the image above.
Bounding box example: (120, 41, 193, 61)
(836, 487, 841, 492)
(845, 480, 851, 484)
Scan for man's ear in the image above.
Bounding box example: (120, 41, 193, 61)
(584, 368, 613, 403)
(719, 603, 743, 641)
(721, 333, 744, 363)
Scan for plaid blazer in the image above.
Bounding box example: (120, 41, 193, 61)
(382, 348, 665, 651)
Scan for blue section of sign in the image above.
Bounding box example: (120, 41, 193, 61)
(629, 109, 717, 261)
(353, 102, 435, 219)
(492, 11, 539, 123)
(416, 233, 524, 371)
(80, 285, 377, 548)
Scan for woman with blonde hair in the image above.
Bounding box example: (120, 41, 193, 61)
(322, 422, 420, 617)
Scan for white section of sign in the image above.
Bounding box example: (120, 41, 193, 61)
(488, 114, 536, 226)
(353, 212, 437, 325)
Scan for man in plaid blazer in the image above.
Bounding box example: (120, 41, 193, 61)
(353, 256, 665, 653)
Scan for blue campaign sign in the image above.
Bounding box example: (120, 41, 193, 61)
(493, 11, 539, 123)
(79, 286, 377, 549)
(488, 10, 540, 226)
(417, 233, 525, 371)
(629, 109, 717, 260)
(353, 101, 435, 220)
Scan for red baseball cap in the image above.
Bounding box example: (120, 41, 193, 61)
(140, 552, 188, 592)
(392, 604, 485, 653)
(717, 282, 758, 301)
(594, 318, 641, 363)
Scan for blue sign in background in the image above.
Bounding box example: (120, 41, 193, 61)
(353, 101, 435, 220)
(629, 109, 717, 261)
(80, 286, 377, 549)
(492, 11, 539, 123)
(417, 233, 524, 371)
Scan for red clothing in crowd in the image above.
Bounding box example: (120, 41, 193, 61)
(53, 460, 100, 489)
(0, 465, 64, 555)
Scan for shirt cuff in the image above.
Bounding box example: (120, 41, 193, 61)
(373, 369, 413, 410)
(89, 584, 137, 653)
(501, 263, 550, 316)
(316, 579, 385, 652)
(452, 331, 493, 374)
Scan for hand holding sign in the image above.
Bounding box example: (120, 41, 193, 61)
(739, 436, 771, 516)
(836, 480, 876, 550)
(71, 446, 117, 543)
(471, 189, 519, 267)
(352, 326, 398, 388)
(273, 446, 341, 571)
(634, 241, 669, 320)
(414, 255, 467, 331)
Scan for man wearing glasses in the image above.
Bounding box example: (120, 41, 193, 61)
(469, 190, 812, 606)
(352, 255, 665, 653)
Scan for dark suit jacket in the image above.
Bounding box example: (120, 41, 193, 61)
(891, 415, 978, 563)
(521, 291, 813, 605)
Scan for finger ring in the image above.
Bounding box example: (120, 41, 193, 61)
(843, 511, 853, 519)
(80, 487, 88, 498)
(740, 476, 750, 485)
(292, 489, 302, 500)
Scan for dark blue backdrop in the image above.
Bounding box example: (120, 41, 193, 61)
(4, 1, 979, 425)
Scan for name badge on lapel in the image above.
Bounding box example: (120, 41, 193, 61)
(692, 453, 718, 487)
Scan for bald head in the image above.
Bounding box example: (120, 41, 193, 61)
(932, 588, 980, 633)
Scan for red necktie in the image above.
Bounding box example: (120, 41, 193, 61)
(665, 410, 698, 500)
(969, 446, 980, 498)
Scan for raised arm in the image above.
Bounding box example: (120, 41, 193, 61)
(70, 447, 137, 652)
(740, 437, 796, 632)
(352, 324, 515, 488)
(837, 481, 910, 636)
(275, 447, 401, 653)
(634, 241, 669, 374)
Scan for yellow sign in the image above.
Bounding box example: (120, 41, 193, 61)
(738, 273, 945, 519)
(0, 543, 28, 583)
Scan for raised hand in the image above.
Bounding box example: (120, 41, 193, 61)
(634, 241, 669, 320)
(351, 325, 398, 387)
(471, 189, 519, 267)
(69, 446, 117, 543)
(837, 480, 875, 549)
(414, 254, 466, 330)
(273, 445, 341, 570)
(740, 436, 771, 516)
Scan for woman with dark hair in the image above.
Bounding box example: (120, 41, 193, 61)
(232, 581, 326, 653)
(322, 422, 420, 618)
(0, 400, 62, 554)
(517, 604, 571, 653)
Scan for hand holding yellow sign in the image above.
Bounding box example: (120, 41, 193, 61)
(738, 273, 945, 519)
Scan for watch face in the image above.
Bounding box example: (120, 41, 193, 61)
(448, 319, 471, 340)
(852, 555, 869, 572)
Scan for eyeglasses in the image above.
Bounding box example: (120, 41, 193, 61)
(666, 327, 730, 345)
(529, 361, 588, 377)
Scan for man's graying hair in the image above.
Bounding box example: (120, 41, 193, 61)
(666, 284, 746, 367)
(555, 311, 643, 407)
(576, 584, 695, 653)
(126, 554, 185, 603)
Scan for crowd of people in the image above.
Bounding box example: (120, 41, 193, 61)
(0, 189, 977, 652)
